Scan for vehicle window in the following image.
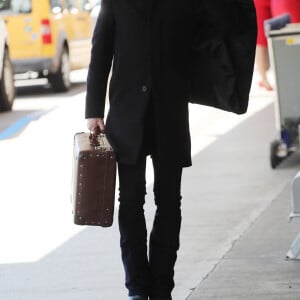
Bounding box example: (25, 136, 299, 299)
(66, 0, 77, 10)
(78, 0, 90, 11)
(0, 0, 9, 10)
(50, 0, 62, 9)
(0, 0, 31, 13)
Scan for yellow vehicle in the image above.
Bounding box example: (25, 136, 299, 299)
(0, 0, 93, 92)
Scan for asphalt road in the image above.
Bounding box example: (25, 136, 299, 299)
(0, 70, 88, 137)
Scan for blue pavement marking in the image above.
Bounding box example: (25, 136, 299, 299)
(0, 111, 47, 140)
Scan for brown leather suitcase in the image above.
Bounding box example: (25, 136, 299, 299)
(72, 132, 116, 227)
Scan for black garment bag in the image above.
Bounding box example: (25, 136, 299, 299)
(190, 0, 257, 114)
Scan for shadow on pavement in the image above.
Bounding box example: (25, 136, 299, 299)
(276, 152, 300, 170)
(0, 225, 124, 300)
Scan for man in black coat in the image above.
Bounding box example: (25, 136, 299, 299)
(86, 1, 194, 299)
(85, 0, 256, 299)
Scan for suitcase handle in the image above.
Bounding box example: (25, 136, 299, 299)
(89, 132, 104, 147)
(89, 132, 113, 152)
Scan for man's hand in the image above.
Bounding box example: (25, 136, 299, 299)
(87, 118, 105, 134)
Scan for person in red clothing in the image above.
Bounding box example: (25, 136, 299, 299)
(254, 0, 300, 91)
(273, 0, 300, 23)
(254, 0, 273, 91)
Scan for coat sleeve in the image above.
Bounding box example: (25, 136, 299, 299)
(85, 0, 114, 119)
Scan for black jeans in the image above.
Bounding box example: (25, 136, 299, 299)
(118, 154, 183, 298)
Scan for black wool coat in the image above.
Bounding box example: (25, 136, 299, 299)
(85, 0, 256, 167)
(86, 0, 196, 167)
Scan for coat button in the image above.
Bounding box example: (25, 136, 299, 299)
(142, 85, 147, 92)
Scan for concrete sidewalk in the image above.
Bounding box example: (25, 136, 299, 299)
(186, 80, 300, 299)
(178, 104, 300, 299)
(188, 166, 300, 300)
